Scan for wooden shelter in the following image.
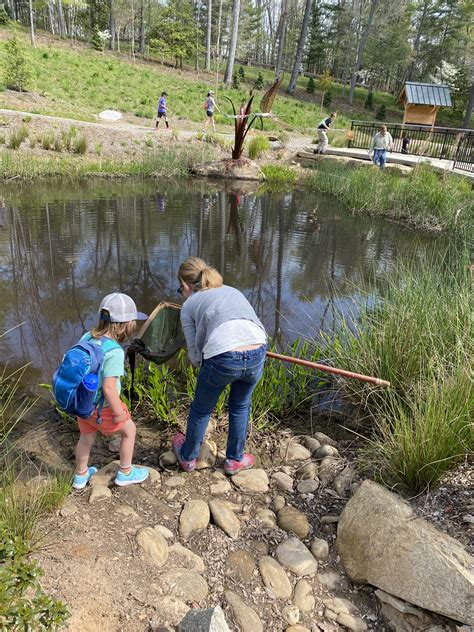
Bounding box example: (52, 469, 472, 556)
(397, 82, 452, 126)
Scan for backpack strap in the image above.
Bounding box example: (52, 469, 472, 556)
(95, 337, 122, 424)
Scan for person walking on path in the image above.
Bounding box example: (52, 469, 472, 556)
(317, 112, 337, 154)
(203, 90, 220, 133)
(172, 257, 267, 476)
(369, 125, 394, 169)
(156, 91, 171, 130)
(72, 293, 149, 489)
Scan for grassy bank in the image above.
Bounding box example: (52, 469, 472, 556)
(0, 144, 216, 179)
(304, 161, 474, 234)
(317, 252, 473, 492)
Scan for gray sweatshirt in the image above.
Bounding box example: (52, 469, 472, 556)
(180, 285, 266, 366)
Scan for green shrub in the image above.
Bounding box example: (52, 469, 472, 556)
(364, 90, 374, 110)
(232, 72, 240, 89)
(248, 134, 270, 159)
(7, 125, 28, 150)
(254, 72, 264, 90)
(91, 29, 102, 51)
(261, 164, 297, 186)
(376, 104, 386, 120)
(238, 65, 245, 81)
(0, 4, 10, 24)
(322, 88, 332, 108)
(22, 115, 32, 124)
(40, 132, 55, 150)
(72, 135, 87, 155)
(306, 77, 315, 94)
(3, 34, 30, 92)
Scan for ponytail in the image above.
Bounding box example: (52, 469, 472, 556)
(178, 257, 223, 291)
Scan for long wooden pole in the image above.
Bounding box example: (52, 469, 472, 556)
(265, 351, 390, 387)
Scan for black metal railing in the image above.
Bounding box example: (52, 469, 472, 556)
(454, 134, 474, 173)
(349, 121, 474, 164)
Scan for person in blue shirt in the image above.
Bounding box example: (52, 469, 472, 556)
(156, 91, 170, 130)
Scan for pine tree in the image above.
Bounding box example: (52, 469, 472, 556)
(376, 104, 386, 120)
(4, 34, 30, 92)
(323, 89, 332, 108)
(307, 77, 315, 94)
(254, 72, 264, 90)
(364, 90, 374, 110)
(92, 29, 102, 51)
(238, 65, 245, 81)
(232, 72, 240, 89)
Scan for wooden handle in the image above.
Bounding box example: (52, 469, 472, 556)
(265, 351, 390, 387)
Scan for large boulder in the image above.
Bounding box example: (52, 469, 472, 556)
(337, 480, 474, 625)
(192, 158, 263, 181)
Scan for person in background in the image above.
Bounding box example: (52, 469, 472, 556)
(317, 112, 337, 154)
(369, 125, 394, 170)
(172, 257, 267, 476)
(73, 293, 149, 489)
(156, 91, 171, 131)
(203, 90, 220, 133)
(401, 133, 410, 154)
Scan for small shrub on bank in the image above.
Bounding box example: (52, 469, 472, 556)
(254, 72, 264, 90)
(376, 104, 386, 120)
(61, 126, 77, 151)
(238, 65, 245, 81)
(40, 132, 55, 150)
(323, 88, 332, 109)
(72, 135, 88, 155)
(232, 72, 240, 90)
(248, 134, 270, 159)
(261, 164, 297, 186)
(364, 90, 374, 110)
(306, 77, 315, 94)
(7, 125, 28, 150)
(3, 34, 30, 92)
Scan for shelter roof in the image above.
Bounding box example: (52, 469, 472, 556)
(397, 82, 452, 107)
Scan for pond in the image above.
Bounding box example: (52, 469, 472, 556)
(0, 179, 444, 384)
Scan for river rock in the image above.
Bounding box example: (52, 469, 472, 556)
(286, 626, 310, 632)
(258, 556, 293, 599)
(153, 596, 189, 626)
(160, 450, 178, 467)
(232, 469, 269, 492)
(136, 527, 169, 567)
(193, 158, 264, 181)
(89, 485, 112, 503)
(276, 537, 318, 576)
(301, 436, 321, 453)
(319, 570, 345, 590)
(272, 472, 295, 492)
(277, 506, 310, 539)
(225, 590, 263, 632)
(297, 479, 319, 494)
(310, 537, 329, 560)
(323, 597, 357, 616)
(336, 614, 367, 631)
(168, 542, 206, 573)
(225, 549, 256, 583)
(337, 480, 474, 625)
(60, 501, 78, 517)
(257, 508, 277, 529)
(280, 442, 312, 462)
(295, 462, 318, 480)
(154, 524, 174, 540)
(179, 499, 210, 539)
(209, 499, 241, 539)
(90, 460, 119, 487)
(210, 479, 232, 495)
(318, 457, 340, 485)
(165, 475, 186, 488)
(177, 605, 230, 632)
(314, 445, 339, 459)
(293, 579, 315, 612)
(313, 432, 338, 447)
(147, 467, 162, 485)
(282, 606, 300, 625)
(196, 439, 217, 470)
(333, 465, 356, 496)
(273, 495, 286, 511)
(161, 568, 209, 602)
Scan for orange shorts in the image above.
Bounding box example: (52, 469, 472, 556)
(77, 401, 131, 436)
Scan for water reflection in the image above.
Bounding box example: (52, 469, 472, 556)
(0, 180, 444, 381)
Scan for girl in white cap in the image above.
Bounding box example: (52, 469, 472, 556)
(203, 90, 220, 133)
(73, 293, 149, 489)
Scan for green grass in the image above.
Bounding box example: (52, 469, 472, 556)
(304, 161, 474, 234)
(7, 124, 28, 149)
(0, 144, 216, 179)
(318, 254, 473, 492)
(248, 134, 270, 159)
(261, 164, 298, 186)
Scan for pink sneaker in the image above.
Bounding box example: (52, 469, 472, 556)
(224, 453, 254, 476)
(172, 432, 196, 473)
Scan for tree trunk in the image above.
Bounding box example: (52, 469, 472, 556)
(57, 0, 66, 36)
(205, 0, 212, 71)
(406, 0, 429, 82)
(223, 0, 240, 84)
(28, 0, 35, 46)
(48, 1, 55, 34)
(286, 0, 312, 94)
(274, 0, 287, 78)
(348, 0, 379, 105)
(195, 0, 201, 72)
(109, 0, 116, 50)
(462, 85, 474, 129)
(131, 0, 135, 60)
(139, 0, 145, 53)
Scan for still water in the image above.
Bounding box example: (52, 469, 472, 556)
(0, 179, 443, 383)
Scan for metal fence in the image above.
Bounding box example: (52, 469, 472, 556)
(349, 122, 474, 167)
(453, 134, 474, 173)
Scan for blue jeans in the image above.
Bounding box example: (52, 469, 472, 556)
(373, 148, 387, 169)
(181, 345, 266, 462)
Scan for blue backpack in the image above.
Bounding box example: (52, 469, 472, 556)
(52, 336, 120, 422)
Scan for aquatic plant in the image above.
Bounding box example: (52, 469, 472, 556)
(261, 164, 297, 186)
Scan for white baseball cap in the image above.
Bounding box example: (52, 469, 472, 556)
(99, 293, 148, 323)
